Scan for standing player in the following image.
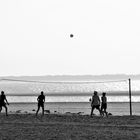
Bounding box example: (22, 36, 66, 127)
(101, 92, 108, 116)
(0, 91, 9, 116)
(36, 91, 45, 116)
(90, 91, 101, 117)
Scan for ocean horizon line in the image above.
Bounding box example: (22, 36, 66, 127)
(5, 91, 140, 96)
(8, 101, 140, 104)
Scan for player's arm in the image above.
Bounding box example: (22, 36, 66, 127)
(5, 97, 9, 105)
(98, 96, 100, 104)
(37, 96, 39, 101)
(101, 97, 103, 102)
(43, 96, 45, 103)
(91, 96, 94, 106)
(106, 97, 107, 103)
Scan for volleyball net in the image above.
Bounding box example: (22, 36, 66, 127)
(0, 78, 129, 96)
(0, 78, 134, 115)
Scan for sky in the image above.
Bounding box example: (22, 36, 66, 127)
(0, 0, 140, 76)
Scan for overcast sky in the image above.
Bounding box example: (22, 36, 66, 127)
(0, 0, 140, 76)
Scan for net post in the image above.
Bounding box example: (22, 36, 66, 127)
(128, 78, 132, 116)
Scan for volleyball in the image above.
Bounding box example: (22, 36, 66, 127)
(70, 34, 74, 38)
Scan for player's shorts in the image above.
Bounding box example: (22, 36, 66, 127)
(38, 102, 44, 107)
(0, 102, 6, 107)
(92, 105, 100, 109)
(101, 103, 107, 110)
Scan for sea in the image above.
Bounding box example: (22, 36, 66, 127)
(0, 79, 140, 116)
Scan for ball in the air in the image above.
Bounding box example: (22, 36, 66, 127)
(70, 34, 74, 38)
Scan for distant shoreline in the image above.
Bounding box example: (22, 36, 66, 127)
(1, 74, 140, 80)
(7, 101, 140, 104)
(5, 92, 140, 96)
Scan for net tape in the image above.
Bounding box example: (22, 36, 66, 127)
(0, 78, 128, 84)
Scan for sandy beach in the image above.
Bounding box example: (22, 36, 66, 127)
(0, 113, 140, 140)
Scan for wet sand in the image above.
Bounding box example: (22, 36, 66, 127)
(0, 114, 140, 140)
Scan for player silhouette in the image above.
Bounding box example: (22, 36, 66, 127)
(0, 91, 9, 116)
(36, 91, 45, 116)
